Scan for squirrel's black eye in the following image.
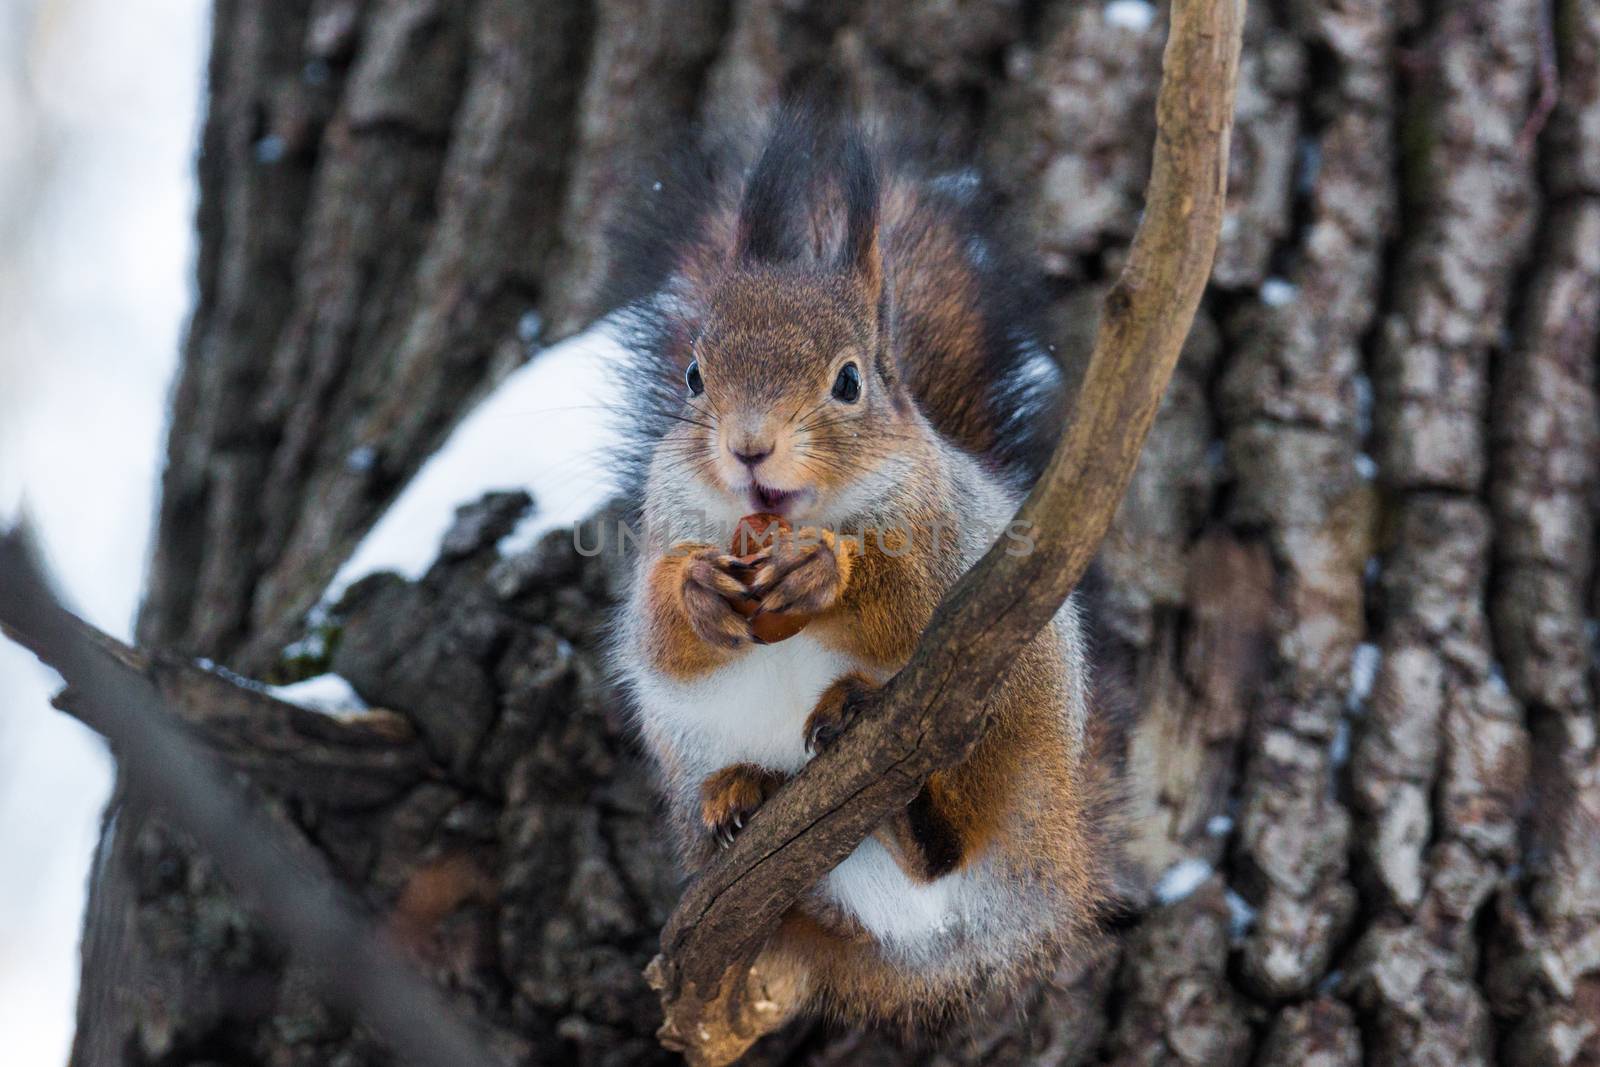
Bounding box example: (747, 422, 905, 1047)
(832, 362, 861, 403)
(685, 359, 704, 397)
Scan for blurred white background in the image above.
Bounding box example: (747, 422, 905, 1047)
(0, 1, 208, 1062)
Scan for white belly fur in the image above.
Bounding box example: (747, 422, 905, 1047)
(632, 631, 849, 776)
(630, 632, 973, 955)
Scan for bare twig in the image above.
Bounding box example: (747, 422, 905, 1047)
(0, 527, 508, 1067)
(645, 1, 1247, 1061)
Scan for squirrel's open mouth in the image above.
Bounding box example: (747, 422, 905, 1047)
(749, 483, 810, 516)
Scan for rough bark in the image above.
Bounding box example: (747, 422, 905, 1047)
(56, 0, 1600, 1065)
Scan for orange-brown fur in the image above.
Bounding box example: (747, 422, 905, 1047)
(766, 699, 1125, 1027)
(641, 544, 746, 676)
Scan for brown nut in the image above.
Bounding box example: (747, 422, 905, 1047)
(729, 512, 810, 643)
(730, 512, 791, 561)
(749, 610, 810, 643)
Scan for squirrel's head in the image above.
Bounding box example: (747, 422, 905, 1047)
(651, 117, 919, 525)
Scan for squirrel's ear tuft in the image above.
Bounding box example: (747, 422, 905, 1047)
(837, 129, 883, 309)
(733, 108, 880, 276)
(734, 108, 885, 315)
(734, 109, 823, 266)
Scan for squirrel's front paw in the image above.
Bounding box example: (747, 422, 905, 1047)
(747, 527, 850, 619)
(677, 545, 755, 650)
(805, 673, 877, 755)
(700, 764, 785, 847)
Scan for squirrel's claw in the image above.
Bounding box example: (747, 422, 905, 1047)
(699, 763, 785, 850)
(805, 711, 852, 755)
(804, 673, 876, 755)
(805, 717, 841, 755)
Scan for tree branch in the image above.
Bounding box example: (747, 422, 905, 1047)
(0, 529, 509, 1067)
(645, 1, 1247, 1061)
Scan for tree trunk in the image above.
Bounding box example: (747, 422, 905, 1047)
(77, 1, 1599, 1064)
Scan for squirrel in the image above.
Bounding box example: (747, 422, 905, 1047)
(608, 108, 1125, 1029)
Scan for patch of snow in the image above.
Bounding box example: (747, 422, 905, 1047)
(1206, 813, 1234, 838)
(344, 445, 378, 473)
(197, 659, 365, 718)
(1330, 718, 1351, 768)
(1354, 452, 1378, 480)
(516, 309, 542, 347)
(253, 134, 285, 164)
(198, 654, 367, 719)
(1103, 0, 1157, 32)
(1353, 373, 1374, 438)
(280, 603, 334, 663)
(1487, 661, 1510, 694)
(195, 657, 267, 692)
(1224, 888, 1257, 939)
(267, 674, 369, 718)
(1154, 857, 1213, 904)
(330, 324, 626, 597)
(1296, 137, 1322, 196)
(1348, 642, 1380, 712)
(1260, 277, 1298, 307)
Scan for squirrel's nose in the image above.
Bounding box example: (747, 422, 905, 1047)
(730, 443, 773, 469)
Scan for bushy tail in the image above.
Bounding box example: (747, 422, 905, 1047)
(874, 156, 1067, 486)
